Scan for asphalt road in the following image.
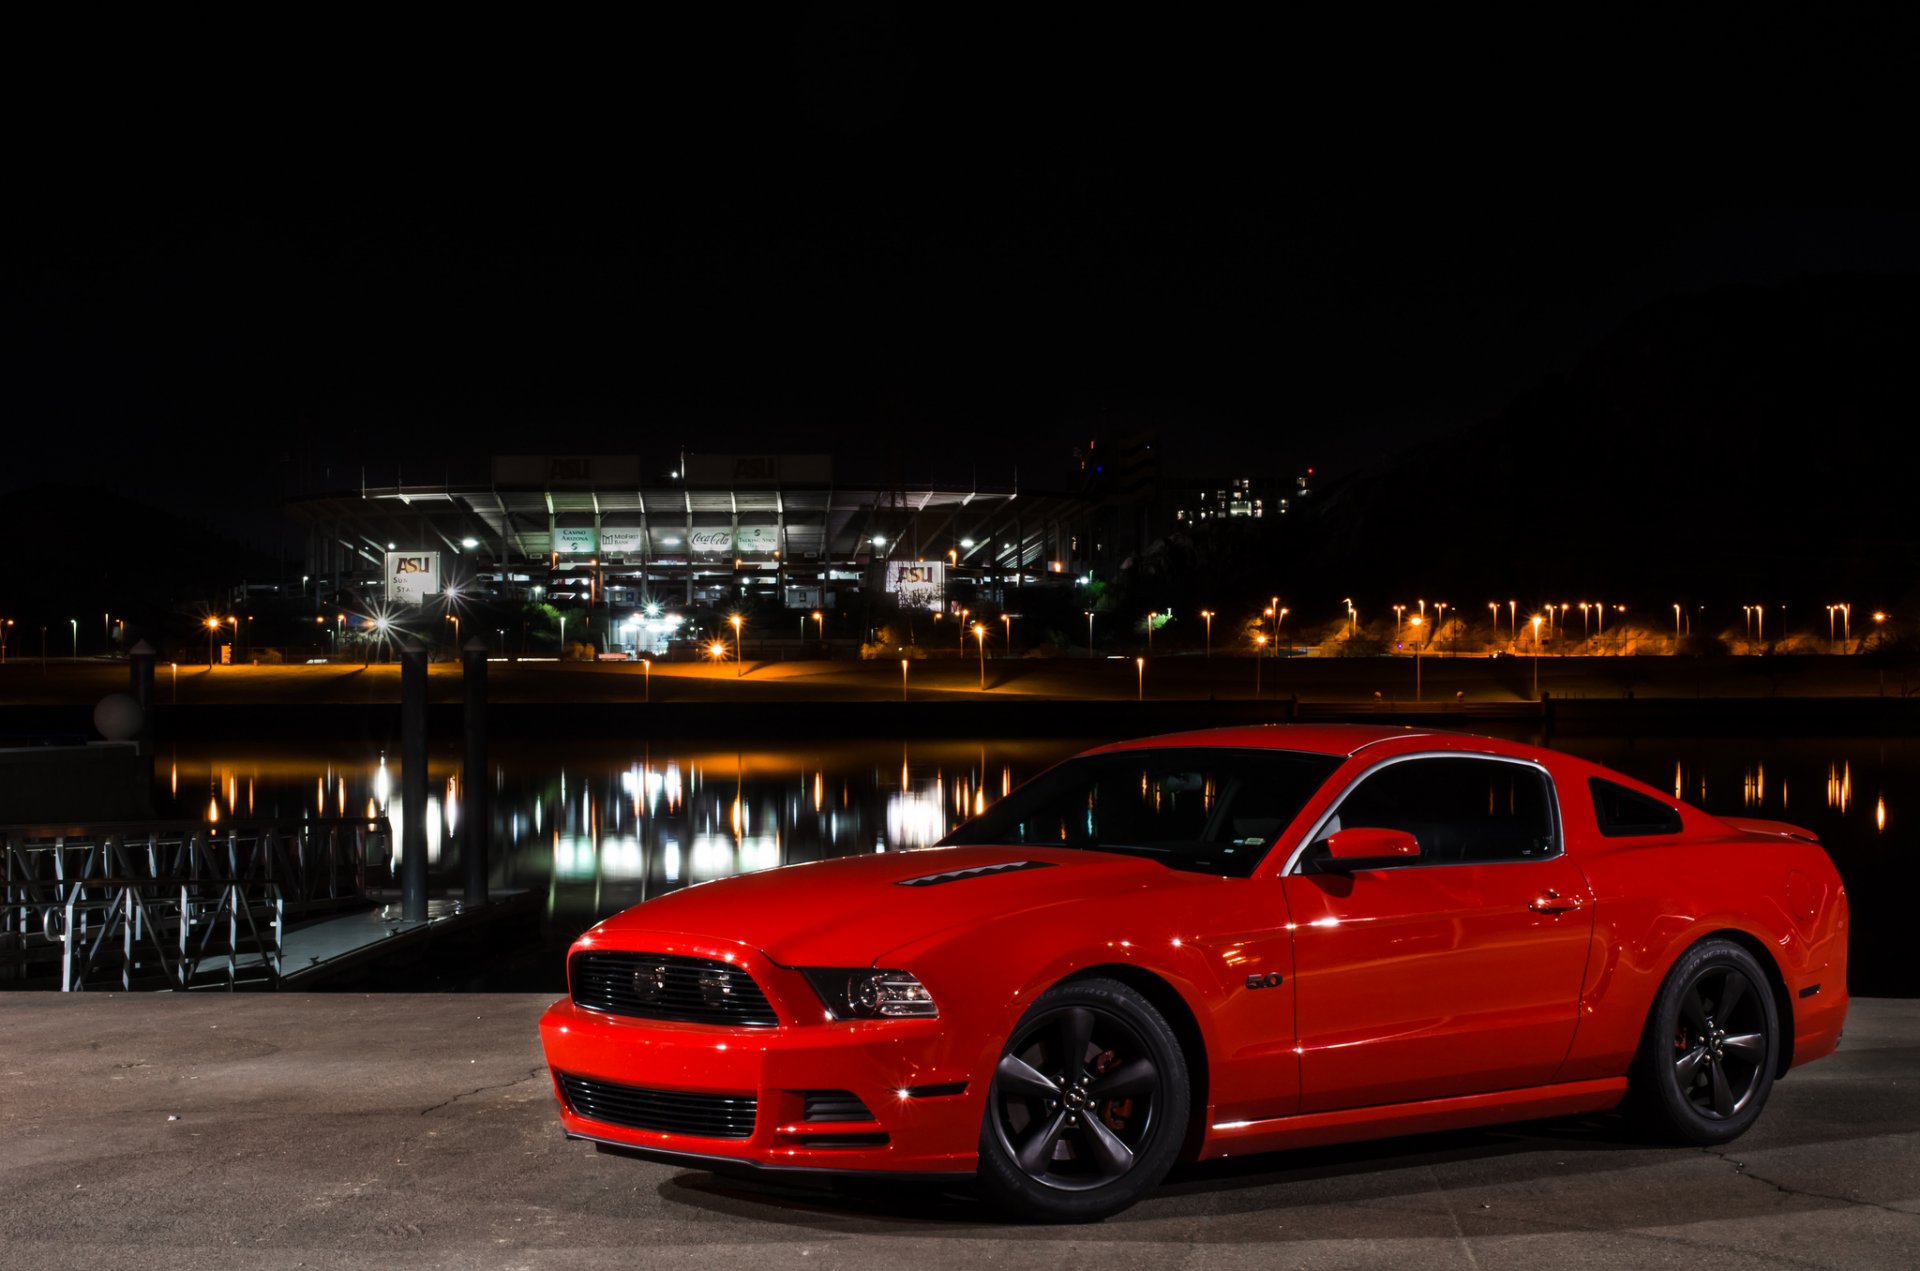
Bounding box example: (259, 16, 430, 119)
(2, 994, 1915, 1270)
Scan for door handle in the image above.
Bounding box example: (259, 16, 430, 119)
(1528, 889, 1582, 914)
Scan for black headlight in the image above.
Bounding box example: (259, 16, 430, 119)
(800, 967, 939, 1020)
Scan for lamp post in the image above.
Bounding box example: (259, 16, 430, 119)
(206, 617, 219, 667)
(1343, 598, 1356, 640)
(559, 615, 567, 655)
(1085, 610, 1095, 658)
(1531, 615, 1543, 699)
(958, 608, 969, 654)
(730, 614, 743, 676)
(901, 657, 909, 702)
(813, 610, 825, 645)
(70, 618, 77, 661)
(1146, 611, 1157, 654)
(1392, 603, 1405, 636)
(1136, 656, 1144, 702)
(1254, 634, 1266, 696)
(974, 622, 987, 689)
(1673, 603, 1682, 653)
(1200, 609, 1213, 657)
(1000, 612, 1011, 656)
(1274, 607, 1288, 655)
(1489, 603, 1499, 649)
(1432, 603, 1448, 653)
(1409, 614, 1424, 700)
(643, 657, 651, 702)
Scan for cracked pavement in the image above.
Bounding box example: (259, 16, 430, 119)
(1, 993, 1915, 1270)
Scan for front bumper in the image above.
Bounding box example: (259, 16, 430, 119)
(539, 992, 984, 1176)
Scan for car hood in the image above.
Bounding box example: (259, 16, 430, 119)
(585, 844, 1199, 967)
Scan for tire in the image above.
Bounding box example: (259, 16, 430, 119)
(1631, 939, 1780, 1145)
(976, 976, 1190, 1222)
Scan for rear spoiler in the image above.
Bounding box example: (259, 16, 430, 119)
(1720, 816, 1821, 844)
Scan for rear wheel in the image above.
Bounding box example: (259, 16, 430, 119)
(1632, 939, 1779, 1144)
(976, 976, 1189, 1222)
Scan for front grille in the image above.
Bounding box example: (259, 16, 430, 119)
(571, 951, 779, 1026)
(559, 1073, 756, 1139)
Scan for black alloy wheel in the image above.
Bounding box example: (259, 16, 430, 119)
(977, 976, 1189, 1222)
(1635, 939, 1780, 1144)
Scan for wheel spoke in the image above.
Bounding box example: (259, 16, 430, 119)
(1077, 1111, 1137, 1178)
(1089, 1056, 1158, 1100)
(1673, 1044, 1709, 1084)
(1717, 970, 1750, 1021)
(1681, 988, 1711, 1035)
(1056, 1008, 1095, 1084)
(1722, 1031, 1767, 1063)
(1710, 1058, 1735, 1117)
(1014, 1109, 1069, 1175)
(997, 1053, 1062, 1101)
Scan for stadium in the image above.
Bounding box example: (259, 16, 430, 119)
(285, 454, 1093, 657)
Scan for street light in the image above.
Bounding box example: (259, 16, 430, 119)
(1136, 656, 1145, 702)
(1531, 615, 1543, 699)
(973, 622, 987, 690)
(730, 614, 743, 676)
(1000, 612, 1011, 655)
(1254, 634, 1266, 696)
(1409, 614, 1424, 700)
(70, 618, 77, 661)
(813, 610, 825, 644)
(206, 617, 220, 667)
(958, 608, 969, 654)
(1392, 603, 1405, 635)
(1147, 611, 1158, 654)
(1084, 610, 1095, 658)
(1200, 609, 1214, 657)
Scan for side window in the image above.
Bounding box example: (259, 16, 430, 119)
(1326, 757, 1557, 864)
(1589, 778, 1683, 837)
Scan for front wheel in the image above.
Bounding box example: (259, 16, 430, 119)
(976, 976, 1190, 1222)
(1632, 939, 1779, 1144)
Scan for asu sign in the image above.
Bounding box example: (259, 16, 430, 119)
(384, 551, 441, 603)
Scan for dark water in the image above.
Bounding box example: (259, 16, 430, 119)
(151, 730, 1917, 995)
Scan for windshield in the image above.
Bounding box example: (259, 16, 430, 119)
(940, 747, 1341, 877)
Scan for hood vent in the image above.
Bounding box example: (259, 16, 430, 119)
(896, 860, 1056, 887)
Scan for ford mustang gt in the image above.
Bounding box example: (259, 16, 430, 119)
(538, 725, 1849, 1221)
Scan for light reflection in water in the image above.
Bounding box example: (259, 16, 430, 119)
(149, 734, 1903, 926)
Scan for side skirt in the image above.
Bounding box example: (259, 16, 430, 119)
(1199, 1077, 1628, 1161)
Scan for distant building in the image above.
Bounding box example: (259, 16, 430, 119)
(285, 454, 1091, 634)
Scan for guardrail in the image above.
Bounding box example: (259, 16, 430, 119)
(2, 818, 391, 991)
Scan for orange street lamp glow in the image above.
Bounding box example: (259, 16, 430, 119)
(729, 614, 743, 676)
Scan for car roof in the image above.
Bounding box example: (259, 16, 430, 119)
(1083, 723, 1536, 761)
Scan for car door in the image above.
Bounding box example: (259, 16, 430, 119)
(1280, 754, 1595, 1114)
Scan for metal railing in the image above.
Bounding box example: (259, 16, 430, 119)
(2, 818, 391, 991)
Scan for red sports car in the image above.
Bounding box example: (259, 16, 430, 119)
(538, 725, 1849, 1221)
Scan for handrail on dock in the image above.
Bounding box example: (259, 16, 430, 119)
(2, 817, 392, 991)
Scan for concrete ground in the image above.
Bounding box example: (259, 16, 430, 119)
(1, 995, 1915, 1270)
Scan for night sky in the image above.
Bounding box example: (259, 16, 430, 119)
(5, 11, 1914, 547)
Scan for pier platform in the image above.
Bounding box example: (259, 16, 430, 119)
(1, 994, 1915, 1269)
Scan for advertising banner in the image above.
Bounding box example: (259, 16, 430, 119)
(384, 551, 442, 603)
(598, 528, 645, 554)
(887, 561, 944, 609)
(553, 527, 598, 555)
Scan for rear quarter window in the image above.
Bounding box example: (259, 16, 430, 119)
(1589, 777, 1683, 837)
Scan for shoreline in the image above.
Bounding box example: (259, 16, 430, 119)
(5, 655, 1920, 740)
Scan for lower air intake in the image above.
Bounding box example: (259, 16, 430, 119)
(560, 1073, 756, 1139)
